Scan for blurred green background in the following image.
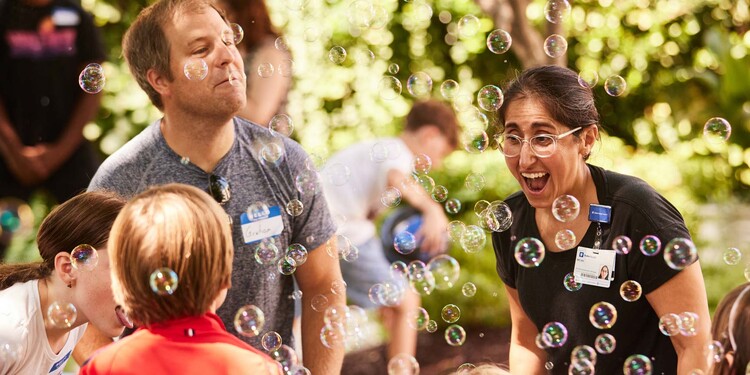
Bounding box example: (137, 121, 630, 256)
(4, 0, 750, 332)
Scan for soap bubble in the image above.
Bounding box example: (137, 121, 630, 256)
(445, 324, 467, 346)
(577, 70, 599, 88)
(552, 194, 580, 222)
(257, 62, 275, 77)
(379, 76, 403, 100)
(594, 333, 616, 354)
(589, 301, 617, 329)
(295, 169, 320, 196)
(482, 201, 513, 232)
(462, 128, 490, 154)
(639, 235, 662, 256)
(47, 301, 77, 328)
(604, 75, 627, 97)
(387, 353, 420, 375)
(381, 187, 402, 208)
(457, 363, 476, 374)
(149, 267, 179, 295)
(390, 261, 409, 282)
(460, 225, 486, 253)
(445, 198, 462, 215)
(234, 305, 265, 337)
(464, 173, 485, 192)
(407, 72, 433, 98)
(286, 199, 304, 217)
(563, 272, 582, 292)
(723, 247, 742, 265)
(570, 345, 597, 366)
(514, 237, 546, 267)
(447, 220, 466, 242)
(269, 114, 294, 137)
(554, 229, 576, 250)
(441, 304, 461, 323)
(347, 0, 374, 28)
(260, 142, 285, 167)
(704, 340, 724, 364)
(658, 313, 681, 336)
(541, 321, 568, 348)
(663, 237, 697, 270)
(462, 282, 477, 297)
(620, 280, 642, 302)
(320, 324, 345, 349)
(275, 36, 289, 51)
(569, 359, 595, 375)
(394, 232, 418, 255)
(408, 307, 430, 331)
(703, 117, 732, 143)
(326, 234, 353, 260)
(262, 331, 282, 352)
(277, 256, 297, 275)
(183, 58, 208, 81)
(287, 243, 308, 266)
(311, 294, 330, 312)
(70, 244, 99, 271)
(428, 255, 461, 290)
(477, 85, 504, 111)
(329, 46, 347, 64)
(544, 0, 571, 23)
(623, 354, 652, 375)
(388, 63, 400, 75)
(254, 239, 281, 265)
(543, 34, 568, 58)
(678, 311, 699, 337)
(426, 320, 438, 333)
(230, 23, 244, 44)
(323, 305, 350, 327)
(431, 185, 448, 202)
(79, 63, 106, 94)
(408, 262, 436, 296)
(271, 344, 299, 373)
(612, 235, 633, 255)
(487, 29, 512, 54)
(413, 153, 432, 174)
(440, 79, 460, 99)
(457, 15, 480, 39)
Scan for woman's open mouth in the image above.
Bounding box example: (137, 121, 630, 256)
(522, 172, 549, 193)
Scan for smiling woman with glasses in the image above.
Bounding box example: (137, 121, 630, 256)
(491, 65, 711, 374)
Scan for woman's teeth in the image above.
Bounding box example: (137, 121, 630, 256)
(522, 172, 548, 179)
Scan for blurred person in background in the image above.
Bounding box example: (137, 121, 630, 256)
(709, 282, 750, 375)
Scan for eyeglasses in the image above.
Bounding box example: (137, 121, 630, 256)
(727, 284, 750, 352)
(498, 126, 582, 158)
(208, 174, 231, 205)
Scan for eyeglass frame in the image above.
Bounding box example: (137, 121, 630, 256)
(498, 126, 582, 158)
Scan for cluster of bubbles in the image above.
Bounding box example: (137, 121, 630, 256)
(318, 304, 370, 352)
(325, 234, 359, 263)
(658, 311, 700, 337)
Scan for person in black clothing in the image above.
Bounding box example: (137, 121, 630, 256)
(0, 0, 106, 258)
(492, 65, 710, 374)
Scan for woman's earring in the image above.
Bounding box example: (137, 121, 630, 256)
(67, 283, 72, 288)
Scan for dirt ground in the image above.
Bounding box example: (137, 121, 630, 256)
(341, 325, 511, 374)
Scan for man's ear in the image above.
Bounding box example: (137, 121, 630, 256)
(54, 252, 76, 287)
(146, 68, 171, 97)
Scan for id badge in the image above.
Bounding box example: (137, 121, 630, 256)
(573, 246, 616, 288)
(240, 206, 284, 244)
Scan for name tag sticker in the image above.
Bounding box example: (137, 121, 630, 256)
(588, 204, 612, 224)
(241, 206, 284, 244)
(573, 246, 616, 288)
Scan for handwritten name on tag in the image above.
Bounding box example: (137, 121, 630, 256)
(241, 206, 284, 244)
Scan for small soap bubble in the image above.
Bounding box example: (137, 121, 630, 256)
(47, 301, 77, 328)
(407, 72, 433, 98)
(275, 36, 289, 51)
(447, 220, 466, 242)
(429, 255, 460, 290)
(261, 142, 285, 166)
(514, 237, 546, 267)
(331, 280, 347, 295)
(291, 290, 303, 300)
(589, 301, 618, 329)
(464, 173, 485, 192)
(623, 354, 652, 375)
(323, 305, 349, 327)
(408, 307, 430, 331)
(370, 142, 389, 162)
(639, 235, 662, 256)
(462, 128, 490, 154)
(381, 187, 402, 208)
(658, 313, 681, 336)
(413, 153, 432, 174)
(320, 324, 345, 349)
(552, 195, 580, 222)
(457, 363, 476, 374)
(445, 324, 466, 346)
(541, 321, 568, 348)
(578, 70, 599, 88)
(723, 247, 742, 265)
(254, 239, 281, 265)
(545, 362, 554, 371)
(487, 29, 512, 54)
(445, 198, 462, 215)
(704, 340, 724, 364)
(295, 169, 320, 196)
(277, 256, 297, 275)
(329, 46, 347, 64)
(149, 267, 179, 295)
(311, 294, 329, 312)
(554, 229, 576, 250)
(441, 304, 461, 323)
(620, 280, 643, 302)
(570, 345, 597, 366)
(79, 63, 105, 94)
(394, 232, 417, 255)
(347, 0, 375, 28)
(326, 234, 353, 260)
(234, 305, 265, 337)
(70, 244, 99, 271)
(257, 62, 275, 78)
(440, 79, 460, 99)
(563, 272, 582, 292)
(278, 59, 295, 77)
(543, 34, 568, 58)
(460, 225, 486, 253)
(482, 201, 513, 232)
(379, 76, 402, 100)
(269, 114, 294, 137)
(230, 23, 244, 44)
(387, 353, 420, 375)
(678, 311, 699, 337)
(388, 63, 400, 75)
(594, 333, 616, 354)
(271, 344, 299, 372)
(183, 58, 208, 81)
(612, 235, 633, 255)
(426, 320, 438, 333)
(262, 331, 282, 352)
(286, 199, 304, 217)
(180, 156, 190, 165)
(431, 185, 448, 202)
(663, 237, 697, 270)
(703, 117, 732, 143)
(477, 85, 504, 111)
(474, 200, 490, 217)
(569, 359, 595, 375)
(544, 0, 571, 23)
(462, 282, 477, 297)
(457, 15, 480, 39)
(604, 75, 627, 97)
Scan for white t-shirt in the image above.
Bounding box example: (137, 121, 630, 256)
(0, 279, 87, 375)
(322, 138, 414, 245)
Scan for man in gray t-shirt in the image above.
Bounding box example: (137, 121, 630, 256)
(81, 1, 344, 373)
